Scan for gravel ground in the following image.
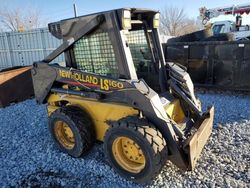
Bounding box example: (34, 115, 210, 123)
(0, 93, 250, 187)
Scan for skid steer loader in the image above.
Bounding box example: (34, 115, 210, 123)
(32, 8, 214, 183)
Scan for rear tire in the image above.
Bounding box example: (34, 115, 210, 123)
(104, 117, 168, 183)
(48, 106, 95, 157)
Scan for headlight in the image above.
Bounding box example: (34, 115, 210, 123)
(153, 13, 160, 29)
(122, 10, 131, 30)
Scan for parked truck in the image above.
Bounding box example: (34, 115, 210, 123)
(200, 3, 250, 40)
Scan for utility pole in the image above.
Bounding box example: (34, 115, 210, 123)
(73, 3, 78, 17)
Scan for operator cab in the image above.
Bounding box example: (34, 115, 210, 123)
(212, 20, 234, 34)
(49, 8, 165, 92)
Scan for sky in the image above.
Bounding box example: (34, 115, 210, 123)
(2, 0, 250, 25)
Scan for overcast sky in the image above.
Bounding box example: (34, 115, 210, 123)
(2, 0, 250, 25)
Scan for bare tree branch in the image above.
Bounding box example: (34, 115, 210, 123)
(160, 6, 201, 36)
(0, 6, 46, 32)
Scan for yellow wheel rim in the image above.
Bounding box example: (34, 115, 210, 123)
(112, 136, 146, 173)
(54, 121, 75, 149)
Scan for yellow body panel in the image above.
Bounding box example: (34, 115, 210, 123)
(47, 93, 139, 141)
(47, 105, 59, 116)
(165, 99, 185, 124)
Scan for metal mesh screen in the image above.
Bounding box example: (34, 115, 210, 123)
(126, 30, 152, 67)
(73, 32, 119, 78)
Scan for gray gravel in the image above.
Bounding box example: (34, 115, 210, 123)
(0, 93, 250, 187)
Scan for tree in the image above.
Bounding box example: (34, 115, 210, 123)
(160, 6, 201, 36)
(0, 6, 45, 32)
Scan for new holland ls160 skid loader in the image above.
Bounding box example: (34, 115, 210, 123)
(32, 8, 214, 183)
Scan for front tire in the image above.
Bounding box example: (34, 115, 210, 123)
(104, 117, 168, 183)
(48, 106, 95, 157)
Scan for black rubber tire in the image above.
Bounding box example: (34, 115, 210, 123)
(48, 106, 95, 157)
(104, 117, 168, 183)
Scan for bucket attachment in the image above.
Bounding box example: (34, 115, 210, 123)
(0, 66, 34, 108)
(184, 106, 214, 170)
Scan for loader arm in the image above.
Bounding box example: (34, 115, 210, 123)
(44, 15, 104, 63)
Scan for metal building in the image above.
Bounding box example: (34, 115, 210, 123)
(0, 28, 64, 70)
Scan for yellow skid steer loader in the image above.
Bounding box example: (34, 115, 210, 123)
(32, 8, 214, 183)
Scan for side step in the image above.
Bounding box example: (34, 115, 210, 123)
(0, 66, 34, 108)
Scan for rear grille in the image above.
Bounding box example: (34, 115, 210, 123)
(48, 23, 62, 39)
